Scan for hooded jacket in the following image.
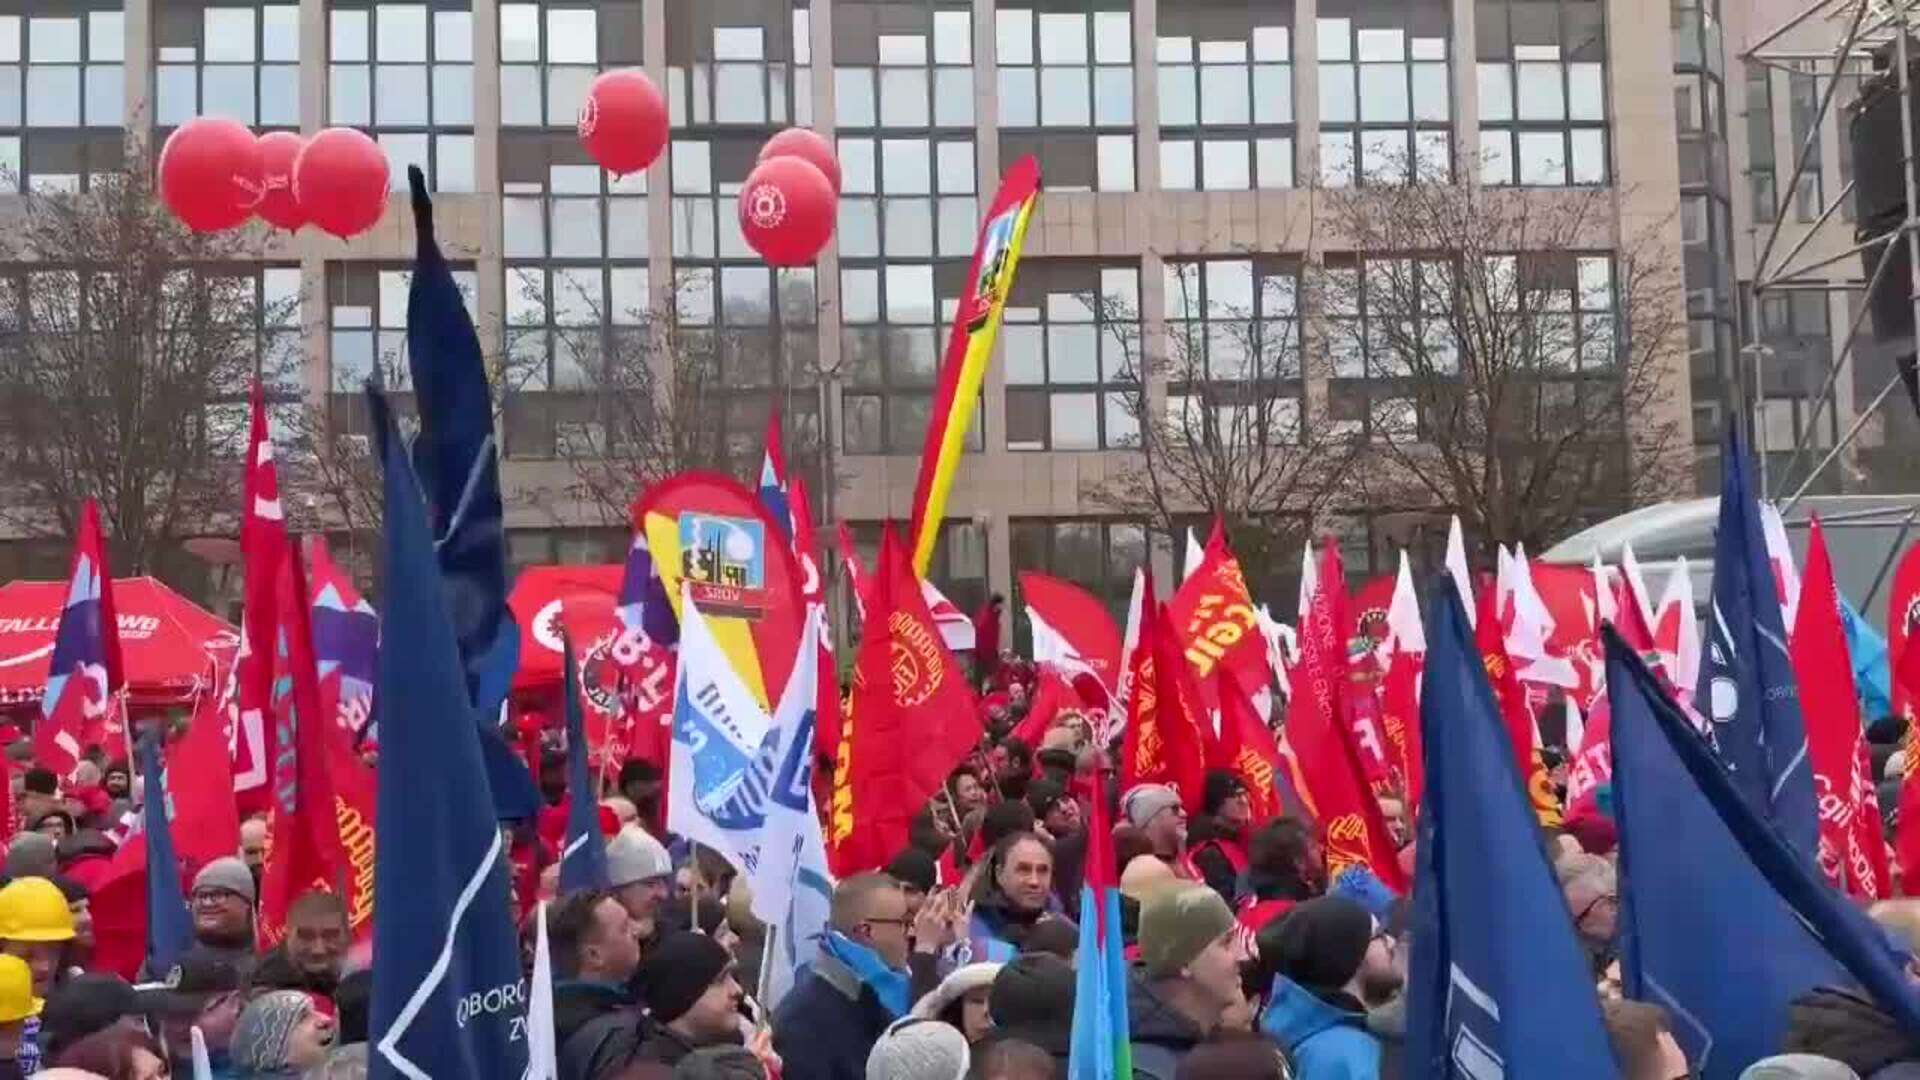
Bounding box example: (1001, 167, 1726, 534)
(1126, 972, 1207, 1080)
(552, 980, 642, 1080)
(1785, 986, 1920, 1078)
(1261, 976, 1381, 1080)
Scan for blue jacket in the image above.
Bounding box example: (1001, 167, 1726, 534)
(772, 949, 894, 1080)
(1262, 976, 1382, 1080)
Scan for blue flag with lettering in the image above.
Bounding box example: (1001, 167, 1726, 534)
(1694, 425, 1816, 859)
(368, 388, 530, 1080)
(1611, 629, 1920, 1079)
(139, 732, 192, 977)
(405, 166, 538, 822)
(1405, 579, 1619, 1078)
(558, 639, 610, 896)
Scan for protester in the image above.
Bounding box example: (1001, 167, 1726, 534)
(49, 1026, 169, 1080)
(1555, 852, 1618, 978)
(230, 989, 335, 1077)
(1129, 883, 1243, 1078)
(1174, 1036, 1293, 1080)
(0, 876, 73, 1016)
(186, 857, 258, 974)
(773, 873, 913, 1080)
(1122, 785, 1193, 880)
(981, 952, 1074, 1066)
(629, 931, 748, 1068)
(18, 770, 58, 826)
(910, 962, 1002, 1044)
(966, 1039, 1055, 1080)
(885, 849, 939, 919)
(607, 827, 675, 945)
(1188, 771, 1254, 903)
(949, 768, 990, 819)
(0, 955, 37, 1080)
(1783, 978, 1920, 1075)
(549, 889, 645, 1078)
(865, 1016, 970, 1080)
(252, 890, 350, 995)
(30, 809, 75, 843)
(38, 974, 141, 1067)
(617, 760, 666, 836)
(100, 763, 130, 803)
(1025, 779, 1081, 844)
(965, 833, 1059, 964)
(136, 948, 246, 1075)
(2, 834, 56, 883)
(1599, 999, 1693, 1080)
(1257, 895, 1399, 1078)
(1236, 817, 1326, 950)
(53, 876, 92, 972)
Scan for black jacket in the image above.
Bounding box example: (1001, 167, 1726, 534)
(772, 950, 894, 1080)
(553, 981, 642, 1080)
(1126, 972, 1207, 1080)
(627, 1024, 743, 1069)
(1785, 985, 1920, 1077)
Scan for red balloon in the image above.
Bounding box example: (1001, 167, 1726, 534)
(737, 156, 836, 268)
(578, 69, 668, 176)
(292, 127, 391, 239)
(253, 131, 306, 231)
(157, 117, 262, 233)
(758, 127, 841, 196)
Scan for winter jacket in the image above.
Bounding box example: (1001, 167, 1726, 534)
(1262, 976, 1381, 1080)
(1785, 985, 1920, 1077)
(1187, 816, 1250, 904)
(1365, 996, 1406, 1080)
(553, 980, 642, 1080)
(626, 1023, 743, 1070)
(961, 880, 1060, 966)
(1126, 971, 1207, 1080)
(771, 948, 895, 1080)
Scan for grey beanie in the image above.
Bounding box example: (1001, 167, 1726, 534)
(3, 832, 55, 881)
(606, 827, 672, 888)
(1738, 1056, 1862, 1080)
(194, 855, 258, 905)
(866, 1017, 971, 1080)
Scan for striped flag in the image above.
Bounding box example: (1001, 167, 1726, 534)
(1068, 766, 1130, 1080)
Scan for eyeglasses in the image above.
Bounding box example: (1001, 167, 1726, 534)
(190, 889, 245, 906)
(863, 916, 911, 930)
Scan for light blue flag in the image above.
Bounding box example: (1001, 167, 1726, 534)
(1838, 596, 1894, 722)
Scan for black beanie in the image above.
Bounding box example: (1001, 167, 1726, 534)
(988, 952, 1076, 1029)
(885, 848, 938, 894)
(1267, 895, 1374, 994)
(1201, 770, 1247, 817)
(980, 801, 1036, 850)
(636, 932, 734, 1024)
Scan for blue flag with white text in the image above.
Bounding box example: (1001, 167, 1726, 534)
(368, 388, 530, 1080)
(1611, 629, 1920, 1078)
(559, 638, 610, 895)
(1695, 425, 1816, 859)
(1404, 580, 1619, 1078)
(139, 732, 192, 977)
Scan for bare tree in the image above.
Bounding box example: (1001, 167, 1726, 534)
(0, 159, 281, 573)
(1084, 255, 1364, 599)
(1316, 179, 1687, 553)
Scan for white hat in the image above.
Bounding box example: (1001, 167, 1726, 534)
(605, 826, 671, 888)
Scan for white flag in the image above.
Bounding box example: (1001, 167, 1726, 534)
(1445, 516, 1476, 626)
(525, 902, 557, 1080)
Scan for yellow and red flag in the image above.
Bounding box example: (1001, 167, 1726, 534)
(907, 157, 1041, 575)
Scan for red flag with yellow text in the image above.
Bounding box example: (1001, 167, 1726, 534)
(1212, 673, 1287, 823)
(829, 525, 982, 877)
(1120, 601, 1211, 813)
(1166, 533, 1270, 710)
(1381, 648, 1424, 808)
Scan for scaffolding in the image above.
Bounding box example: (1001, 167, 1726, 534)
(1743, 0, 1920, 509)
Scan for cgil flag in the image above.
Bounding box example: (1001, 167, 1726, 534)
(1611, 628, 1920, 1079)
(1405, 580, 1619, 1078)
(1166, 530, 1270, 712)
(1119, 596, 1210, 815)
(1067, 766, 1130, 1080)
(367, 388, 529, 1080)
(558, 638, 611, 895)
(1696, 425, 1817, 860)
(37, 500, 124, 778)
(230, 382, 284, 813)
(907, 157, 1041, 574)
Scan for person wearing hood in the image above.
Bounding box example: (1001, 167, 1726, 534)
(1258, 895, 1400, 1079)
(547, 888, 644, 1079)
(1187, 771, 1254, 905)
(1129, 883, 1243, 1080)
(627, 932, 748, 1069)
(230, 990, 335, 1078)
(1235, 817, 1326, 953)
(980, 952, 1075, 1067)
(774, 873, 915, 1080)
(964, 833, 1064, 966)
(910, 962, 1002, 1045)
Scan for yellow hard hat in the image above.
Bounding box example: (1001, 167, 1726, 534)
(0, 955, 40, 1023)
(0, 878, 74, 943)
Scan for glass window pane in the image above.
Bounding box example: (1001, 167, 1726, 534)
(714, 63, 768, 124)
(1517, 62, 1565, 121)
(1049, 325, 1098, 381)
(433, 64, 473, 126)
(1359, 63, 1409, 122)
(885, 264, 936, 322)
(933, 67, 974, 127)
(1105, 393, 1139, 446)
(331, 10, 369, 62)
(1320, 64, 1356, 123)
(436, 134, 474, 191)
(839, 137, 876, 194)
(1098, 134, 1134, 190)
(378, 6, 428, 63)
(84, 64, 121, 126)
(1477, 63, 1513, 121)
(0, 20, 16, 65)
(504, 197, 545, 257)
(1094, 66, 1133, 125)
(379, 132, 428, 190)
(1518, 130, 1565, 184)
(883, 198, 934, 257)
(154, 64, 191, 126)
(261, 65, 298, 125)
(879, 68, 929, 128)
(437, 11, 473, 63)
(1569, 63, 1605, 121)
(1004, 324, 1044, 384)
(263, 7, 299, 63)
(330, 64, 370, 124)
(499, 5, 539, 63)
(1040, 67, 1090, 127)
(608, 197, 647, 257)
(1257, 137, 1293, 186)
(1161, 139, 1195, 190)
(1317, 18, 1352, 62)
(935, 12, 973, 64)
(997, 10, 1033, 65)
(1412, 62, 1449, 121)
(550, 197, 601, 257)
(202, 64, 254, 122)
(89, 12, 123, 63)
(1199, 64, 1250, 125)
(842, 268, 880, 322)
(1094, 12, 1132, 64)
(936, 140, 974, 193)
(937, 196, 977, 256)
(834, 67, 875, 127)
(838, 199, 879, 257)
(1038, 14, 1088, 65)
(1159, 65, 1196, 126)
(30, 17, 80, 63)
(377, 65, 429, 125)
(204, 9, 255, 62)
(1203, 139, 1251, 189)
(1570, 128, 1606, 183)
(1482, 130, 1514, 184)
(883, 138, 931, 194)
(548, 67, 593, 126)
(25, 66, 79, 126)
(1252, 65, 1291, 124)
(500, 66, 541, 126)
(998, 68, 1037, 126)
(1052, 393, 1099, 448)
(547, 10, 597, 64)
(1320, 131, 1355, 185)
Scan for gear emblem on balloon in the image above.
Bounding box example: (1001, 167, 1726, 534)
(577, 96, 598, 139)
(745, 183, 788, 230)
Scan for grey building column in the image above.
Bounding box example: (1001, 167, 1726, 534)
(1295, 0, 1319, 185)
(1452, 0, 1479, 181)
(121, 0, 151, 157)
(472, 0, 505, 366)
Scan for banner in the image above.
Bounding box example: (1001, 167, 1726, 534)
(307, 536, 379, 744)
(1119, 604, 1210, 814)
(1889, 541, 1920, 724)
(1166, 533, 1269, 712)
(230, 383, 285, 812)
(37, 500, 123, 778)
(1475, 588, 1560, 828)
(908, 156, 1041, 574)
(1211, 673, 1287, 823)
(632, 473, 805, 712)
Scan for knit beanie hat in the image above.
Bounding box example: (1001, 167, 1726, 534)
(3, 833, 55, 881)
(1268, 895, 1375, 994)
(194, 855, 258, 905)
(986, 952, 1075, 1030)
(1138, 882, 1237, 979)
(865, 1016, 971, 1080)
(1121, 784, 1182, 829)
(607, 827, 673, 888)
(1201, 770, 1247, 817)
(1737, 1055, 1863, 1080)
(637, 931, 734, 1024)
(885, 848, 938, 894)
(231, 989, 316, 1072)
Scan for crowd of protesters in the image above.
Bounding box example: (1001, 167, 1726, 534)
(1, 625, 1920, 1080)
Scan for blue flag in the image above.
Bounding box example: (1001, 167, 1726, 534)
(558, 638, 610, 896)
(1838, 595, 1894, 722)
(1695, 425, 1816, 859)
(368, 388, 530, 1080)
(138, 732, 192, 977)
(1405, 580, 1619, 1078)
(404, 166, 539, 822)
(1610, 630, 1920, 1079)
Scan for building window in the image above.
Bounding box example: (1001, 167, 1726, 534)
(841, 261, 973, 455)
(996, 4, 1135, 191)
(1320, 257, 1448, 441)
(1744, 62, 1775, 223)
(499, 2, 643, 128)
(1476, 0, 1607, 186)
(1003, 261, 1141, 451)
(671, 1, 800, 129)
(1754, 290, 1834, 456)
(1157, 1, 1294, 190)
(329, 2, 474, 191)
(1787, 63, 1821, 222)
(328, 262, 477, 434)
(1162, 258, 1304, 448)
(668, 264, 820, 465)
(0, 5, 125, 193)
(1010, 519, 1146, 621)
(155, 3, 296, 129)
(1315, 1, 1450, 188)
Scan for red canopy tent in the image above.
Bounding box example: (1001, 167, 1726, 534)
(0, 576, 237, 710)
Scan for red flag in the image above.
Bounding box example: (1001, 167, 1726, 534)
(1381, 647, 1424, 808)
(1119, 589, 1210, 813)
(1290, 541, 1405, 890)
(1010, 668, 1077, 749)
(1166, 534, 1269, 708)
(257, 545, 346, 950)
(37, 500, 123, 777)
(1020, 571, 1124, 690)
(1212, 673, 1287, 822)
(1890, 542, 1920, 723)
(786, 472, 840, 792)
(326, 716, 376, 945)
(168, 679, 241, 877)
(1792, 518, 1890, 898)
(1474, 585, 1561, 827)
(829, 524, 982, 876)
(1897, 626, 1920, 880)
(230, 384, 286, 815)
